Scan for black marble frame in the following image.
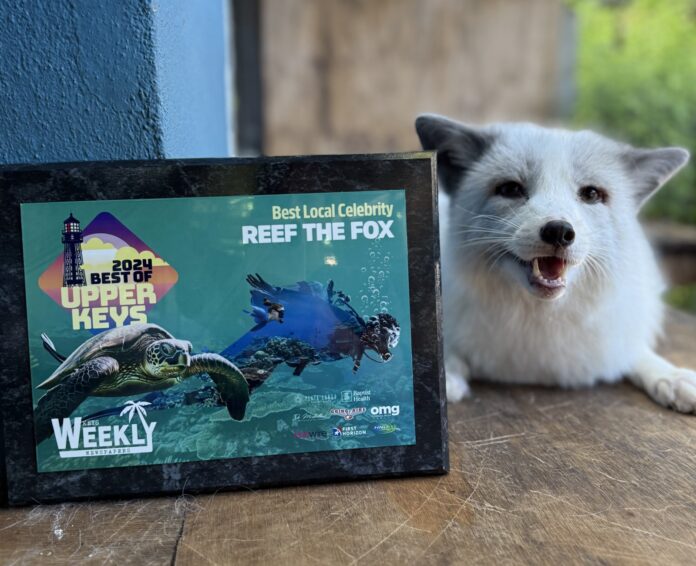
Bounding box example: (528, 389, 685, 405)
(0, 153, 448, 505)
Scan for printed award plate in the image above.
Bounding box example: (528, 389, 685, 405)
(0, 153, 447, 505)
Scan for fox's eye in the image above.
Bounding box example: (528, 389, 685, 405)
(495, 181, 526, 199)
(578, 185, 607, 204)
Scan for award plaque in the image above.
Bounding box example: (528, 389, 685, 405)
(0, 153, 447, 505)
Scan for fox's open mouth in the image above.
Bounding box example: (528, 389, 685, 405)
(508, 255, 570, 299)
(529, 257, 568, 289)
(496, 251, 579, 299)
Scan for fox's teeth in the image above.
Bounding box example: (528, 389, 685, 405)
(532, 258, 542, 278)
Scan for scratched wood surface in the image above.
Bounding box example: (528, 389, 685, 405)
(2, 311, 696, 565)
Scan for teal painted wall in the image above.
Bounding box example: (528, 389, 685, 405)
(154, 0, 233, 157)
(0, 0, 231, 165)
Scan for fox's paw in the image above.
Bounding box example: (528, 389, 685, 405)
(445, 357, 470, 403)
(631, 352, 696, 414)
(647, 367, 696, 414)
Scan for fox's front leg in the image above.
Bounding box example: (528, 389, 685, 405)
(445, 353, 471, 403)
(630, 349, 696, 413)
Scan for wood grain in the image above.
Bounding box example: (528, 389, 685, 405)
(261, 0, 566, 156)
(3, 311, 696, 565)
(0, 497, 184, 565)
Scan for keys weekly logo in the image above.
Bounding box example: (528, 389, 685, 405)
(39, 212, 178, 331)
(51, 401, 156, 459)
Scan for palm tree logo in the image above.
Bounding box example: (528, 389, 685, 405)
(117, 400, 155, 453)
(119, 400, 152, 427)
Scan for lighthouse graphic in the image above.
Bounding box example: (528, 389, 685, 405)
(61, 213, 86, 287)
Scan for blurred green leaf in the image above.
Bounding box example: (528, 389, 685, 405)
(572, 0, 696, 224)
(665, 284, 696, 314)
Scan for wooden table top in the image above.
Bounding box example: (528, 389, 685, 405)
(2, 311, 696, 565)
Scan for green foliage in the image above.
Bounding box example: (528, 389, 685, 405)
(665, 284, 696, 314)
(572, 0, 696, 223)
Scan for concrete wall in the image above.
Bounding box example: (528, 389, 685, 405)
(0, 0, 231, 165)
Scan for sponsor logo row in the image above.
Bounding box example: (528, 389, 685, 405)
(293, 422, 401, 440)
(330, 405, 401, 420)
(302, 389, 372, 403)
(293, 404, 402, 424)
(340, 389, 371, 402)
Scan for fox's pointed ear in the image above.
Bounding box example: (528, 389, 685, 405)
(623, 147, 690, 207)
(415, 114, 493, 194)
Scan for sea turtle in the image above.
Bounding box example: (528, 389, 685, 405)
(34, 323, 250, 443)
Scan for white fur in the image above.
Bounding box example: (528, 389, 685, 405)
(418, 116, 696, 412)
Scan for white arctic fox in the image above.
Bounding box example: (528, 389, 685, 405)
(416, 114, 696, 412)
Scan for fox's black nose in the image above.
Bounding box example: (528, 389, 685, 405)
(540, 220, 575, 247)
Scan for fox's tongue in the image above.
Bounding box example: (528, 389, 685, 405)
(533, 257, 566, 280)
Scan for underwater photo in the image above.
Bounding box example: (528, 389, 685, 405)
(21, 190, 416, 472)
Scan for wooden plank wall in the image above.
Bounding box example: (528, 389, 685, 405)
(260, 0, 566, 156)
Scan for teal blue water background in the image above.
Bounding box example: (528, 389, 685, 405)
(21, 190, 415, 471)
